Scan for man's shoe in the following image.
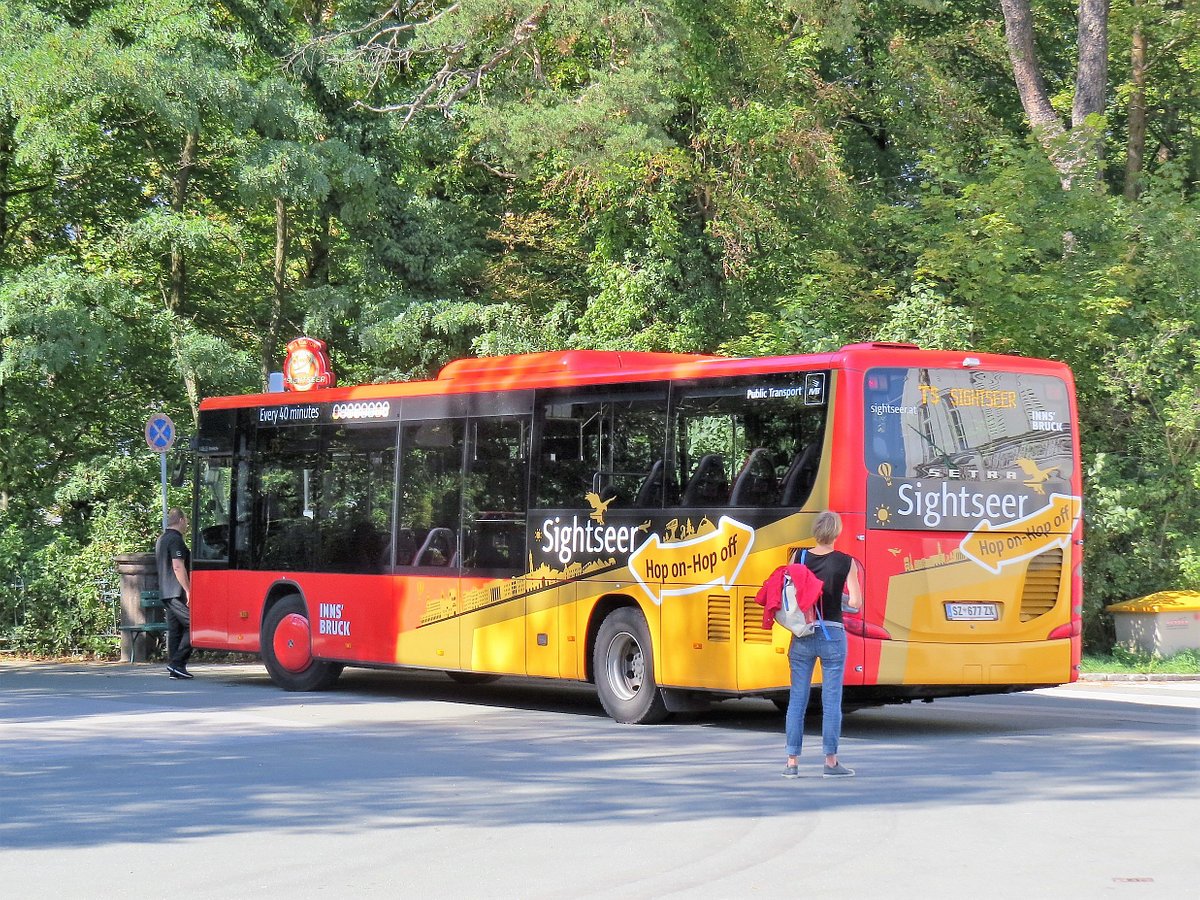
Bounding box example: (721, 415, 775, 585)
(782, 764, 798, 778)
(166, 667, 184, 679)
(175, 668, 195, 679)
(823, 762, 855, 777)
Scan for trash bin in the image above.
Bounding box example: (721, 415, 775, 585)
(1106, 591, 1200, 656)
(115, 552, 160, 662)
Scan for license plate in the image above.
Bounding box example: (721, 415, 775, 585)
(945, 602, 1000, 621)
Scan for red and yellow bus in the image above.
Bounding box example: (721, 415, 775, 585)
(190, 342, 1082, 722)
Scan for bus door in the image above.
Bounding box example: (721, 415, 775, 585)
(459, 414, 533, 676)
(192, 452, 233, 646)
(393, 417, 464, 670)
(531, 384, 671, 677)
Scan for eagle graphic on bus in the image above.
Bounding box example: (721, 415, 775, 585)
(1015, 457, 1061, 494)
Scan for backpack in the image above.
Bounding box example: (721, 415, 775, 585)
(773, 550, 830, 639)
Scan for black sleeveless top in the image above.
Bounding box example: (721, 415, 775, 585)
(799, 549, 852, 625)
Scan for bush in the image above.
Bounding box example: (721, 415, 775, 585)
(1082, 648, 1200, 675)
(0, 502, 155, 657)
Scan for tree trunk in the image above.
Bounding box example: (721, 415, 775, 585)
(1071, 0, 1111, 168)
(1072, 0, 1111, 128)
(999, 0, 1066, 141)
(168, 130, 201, 425)
(168, 130, 198, 309)
(1124, 2, 1148, 200)
(306, 205, 331, 287)
(262, 197, 290, 390)
(0, 114, 12, 258)
(999, 0, 1111, 187)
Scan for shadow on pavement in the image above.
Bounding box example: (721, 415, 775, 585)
(1, 661, 1196, 852)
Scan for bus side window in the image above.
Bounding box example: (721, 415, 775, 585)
(195, 457, 232, 562)
(319, 425, 396, 574)
(534, 386, 668, 510)
(670, 374, 829, 512)
(397, 419, 464, 570)
(461, 415, 529, 575)
(233, 457, 252, 566)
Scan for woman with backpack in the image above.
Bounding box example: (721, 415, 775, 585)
(783, 510, 863, 778)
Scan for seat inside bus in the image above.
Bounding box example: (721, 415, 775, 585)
(779, 441, 821, 507)
(634, 459, 666, 507)
(412, 527, 456, 567)
(729, 448, 778, 506)
(681, 454, 728, 507)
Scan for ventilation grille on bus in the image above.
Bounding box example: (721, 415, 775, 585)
(1020, 548, 1063, 622)
(707, 595, 731, 642)
(743, 601, 773, 644)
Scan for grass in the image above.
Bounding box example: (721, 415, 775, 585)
(1081, 647, 1200, 675)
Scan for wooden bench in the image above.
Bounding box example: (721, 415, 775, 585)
(120, 590, 169, 663)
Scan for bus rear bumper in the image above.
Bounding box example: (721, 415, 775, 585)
(871, 637, 1075, 688)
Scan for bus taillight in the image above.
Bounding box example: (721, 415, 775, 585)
(1046, 620, 1081, 641)
(845, 616, 892, 640)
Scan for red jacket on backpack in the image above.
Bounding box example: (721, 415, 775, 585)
(753, 563, 824, 630)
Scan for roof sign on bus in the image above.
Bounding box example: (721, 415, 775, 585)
(259, 404, 320, 425)
(283, 337, 336, 392)
(742, 372, 826, 406)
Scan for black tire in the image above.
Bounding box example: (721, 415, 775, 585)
(593, 607, 670, 724)
(261, 594, 343, 691)
(446, 671, 501, 685)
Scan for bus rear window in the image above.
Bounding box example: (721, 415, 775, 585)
(864, 367, 1073, 482)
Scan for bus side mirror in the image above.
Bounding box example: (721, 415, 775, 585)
(170, 454, 188, 487)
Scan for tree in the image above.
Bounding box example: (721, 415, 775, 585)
(0, 0, 1197, 656)
(1000, 0, 1110, 185)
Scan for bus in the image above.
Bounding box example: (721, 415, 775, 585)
(190, 342, 1082, 723)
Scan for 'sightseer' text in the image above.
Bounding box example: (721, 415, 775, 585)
(541, 516, 640, 566)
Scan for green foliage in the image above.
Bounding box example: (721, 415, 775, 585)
(0, 501, 153, 655)
(1082, 648, 1200, 674)
(0, 0, 1198, 657)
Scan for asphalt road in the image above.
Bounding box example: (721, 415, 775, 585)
(1, 661, 1197, 899)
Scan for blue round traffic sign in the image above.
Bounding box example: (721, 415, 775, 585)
(145, 414, 177, 452)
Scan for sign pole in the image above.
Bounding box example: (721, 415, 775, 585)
(159, 451, 169, 531)
(145, 413, 178, 531)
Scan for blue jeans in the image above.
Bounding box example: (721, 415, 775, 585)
(784, 626, 847, 758)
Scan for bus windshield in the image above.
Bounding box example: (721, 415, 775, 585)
(864, 367, 1074, 531)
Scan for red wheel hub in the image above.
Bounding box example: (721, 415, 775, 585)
(273, 612, 312, 673)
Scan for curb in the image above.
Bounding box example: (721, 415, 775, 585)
(1078, 673, 1200, 682)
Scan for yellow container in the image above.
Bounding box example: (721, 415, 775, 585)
(1106, 591, 1200, 656)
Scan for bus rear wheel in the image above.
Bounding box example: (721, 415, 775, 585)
(262, 594, 343, 692)
(594, 607, 669, 724)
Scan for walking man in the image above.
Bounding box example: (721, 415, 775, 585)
(155, 507, 194, 679)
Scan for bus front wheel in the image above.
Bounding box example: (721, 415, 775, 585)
(261, 594, 343, 692)
(594, 607, 670, 724)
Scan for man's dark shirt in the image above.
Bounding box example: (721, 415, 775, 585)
(155, 528, 190, 599)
